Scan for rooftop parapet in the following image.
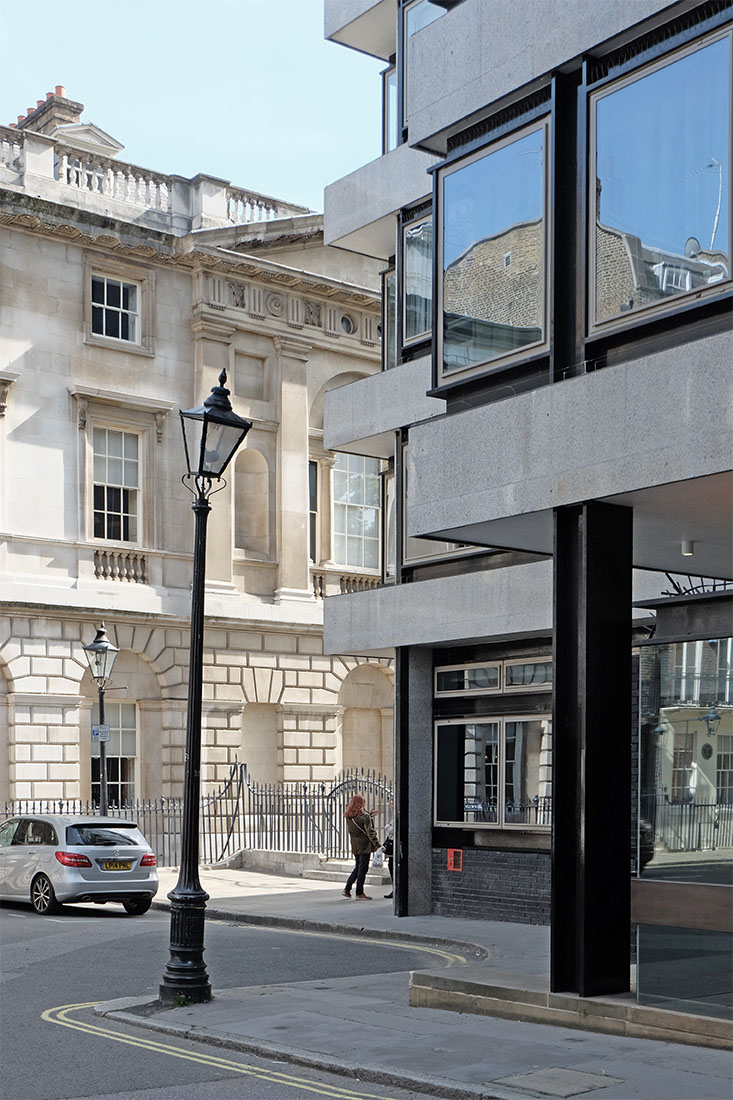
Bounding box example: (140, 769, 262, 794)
(0, 123, 311, 235)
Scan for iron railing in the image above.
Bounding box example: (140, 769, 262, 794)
(1, 764, 393, 868)
(641, 794, 733, 852)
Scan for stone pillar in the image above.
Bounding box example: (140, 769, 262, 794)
(192, 316, 237, 590)
(274, 336, 313, 602)
(395, 647, 433, 916)
(319, 455, 337, 565)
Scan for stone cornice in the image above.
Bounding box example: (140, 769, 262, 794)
(0, 189, 381, 312)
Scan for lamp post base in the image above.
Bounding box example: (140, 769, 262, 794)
(159, 888, 212, 1004)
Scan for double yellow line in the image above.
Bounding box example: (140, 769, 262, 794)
(43, 1001, 400, 1100)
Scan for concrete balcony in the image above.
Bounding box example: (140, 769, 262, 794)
(406, 0, 674, 153)
(324, 559, 554, 655)
(324, 0, 396, 61)
(407, 331, 733, 578)
(324, 143, 437, 260)
(324, 354, 443, 459)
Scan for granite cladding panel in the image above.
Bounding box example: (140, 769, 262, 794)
(431, 847, 550, 924)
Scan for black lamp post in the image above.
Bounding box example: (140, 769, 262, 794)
(83, 623, 119, 816)
(160, 369, 251, 1005)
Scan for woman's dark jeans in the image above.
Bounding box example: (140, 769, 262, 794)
(346, 852, 370, 894)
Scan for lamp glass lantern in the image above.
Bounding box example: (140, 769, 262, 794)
(83, 624, 119, 685)
(180, 371, 252, 481)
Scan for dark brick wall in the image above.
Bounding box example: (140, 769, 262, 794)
(431, 847, 550, 924)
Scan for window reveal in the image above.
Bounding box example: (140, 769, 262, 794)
(403, 215, 433, 343)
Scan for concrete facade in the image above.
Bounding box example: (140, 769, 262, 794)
(322, 0, 732, 1017)
(0, 89, 393, 806)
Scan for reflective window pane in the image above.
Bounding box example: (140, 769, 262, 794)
(403, 216, 433, 342)
(442, 125, 546, 377)
(331, 454, 381, 572)
(504, 720, 552, 825)
(593, 36, 730, 325)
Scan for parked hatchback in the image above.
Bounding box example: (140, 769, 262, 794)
(0, 815, 158, 915)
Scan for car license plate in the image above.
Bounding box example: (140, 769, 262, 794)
(102, 860, 131, 871)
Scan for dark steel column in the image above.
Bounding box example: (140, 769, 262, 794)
(551, 501, 632, 997)
(160, 491, 212, 1004)
(394, 646, 408, 916)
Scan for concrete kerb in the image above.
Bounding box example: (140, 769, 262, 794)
(150, 896, 491, 960)
(94, 997, 512, 1100)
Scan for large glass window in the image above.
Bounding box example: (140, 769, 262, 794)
(93, 427, 139, 542)
(92, 701, 137, 807)
(591, 32, 731, 327)
(435, 717, 552, 828)
(439, 121, 548, 381)
(332, 453, 381, 571)
(639, 637, 733, 881)
(402, 214, 433, 344)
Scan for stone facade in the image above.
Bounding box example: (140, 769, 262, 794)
(0, 90, 392, 806)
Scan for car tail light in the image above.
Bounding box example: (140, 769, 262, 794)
(55, 851, 93, 867)
(141, 853, 156, 867)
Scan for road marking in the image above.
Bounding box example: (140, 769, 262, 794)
(43, 1002, 404, 1100)
(208, 920, 468, 966)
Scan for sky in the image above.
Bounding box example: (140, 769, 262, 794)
(0, 0, 383, 212)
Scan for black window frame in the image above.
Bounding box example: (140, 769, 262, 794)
(398, 198, 434, 358)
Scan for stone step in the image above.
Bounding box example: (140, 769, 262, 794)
(409, 967, 733, 1050)
(303, 862, 391, 886)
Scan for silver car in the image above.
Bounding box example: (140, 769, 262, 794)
(0, 815, 159, 916)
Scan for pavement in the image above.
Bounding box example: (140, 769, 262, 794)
(95, 866, 733, 1100)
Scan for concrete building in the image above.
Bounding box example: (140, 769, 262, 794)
(322, 0, 732, 1021)
(0, 88, 393, 808)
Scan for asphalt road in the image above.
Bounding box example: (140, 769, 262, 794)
(0, 901, 439, 1100)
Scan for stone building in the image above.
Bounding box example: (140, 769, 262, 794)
(0, 88, 393, 807)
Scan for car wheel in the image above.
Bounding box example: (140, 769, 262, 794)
(122, 898, 152, 916)
(31, 874, 61, 915)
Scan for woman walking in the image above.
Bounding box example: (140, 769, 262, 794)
(343, 794, 380, 900)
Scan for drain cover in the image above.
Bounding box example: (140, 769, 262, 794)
(493, 1067, 624, 1097)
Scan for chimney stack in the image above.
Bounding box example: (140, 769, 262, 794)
(16, 86, 83, 134)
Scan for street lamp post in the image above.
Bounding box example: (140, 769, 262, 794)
(83, 624, 119, 816)
(160, 369, 251, 1005)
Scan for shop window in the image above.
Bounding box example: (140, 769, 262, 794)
(590, 31, 731, 329)
(438, 120, 549, 383)
(92, 701, 137, 807)
(435, 717, 552, 829)
(92, 427, 139, 543)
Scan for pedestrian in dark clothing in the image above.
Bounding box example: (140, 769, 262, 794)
(342, 794, 379, 900)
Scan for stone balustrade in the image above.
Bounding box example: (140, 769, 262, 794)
(0, 125, 311, 231)
(311, 567, 381, 598)
(56, 145, 171, 213)
(94, 548, 148, 584)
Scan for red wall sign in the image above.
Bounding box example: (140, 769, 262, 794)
(447, 848, 463, 872)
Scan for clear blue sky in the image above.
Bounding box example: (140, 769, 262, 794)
(0, 0, 383, 212)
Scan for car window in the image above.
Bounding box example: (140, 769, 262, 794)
(0, 820, 20, 847)
(24, 820, 57, 845)
(66, 824, 144, 847)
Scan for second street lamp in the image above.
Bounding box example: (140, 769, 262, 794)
(83, 623, 119, 816)
(160, 369, 251, 1005)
